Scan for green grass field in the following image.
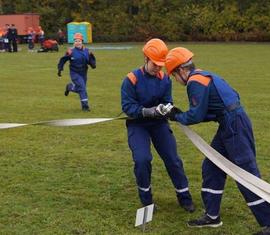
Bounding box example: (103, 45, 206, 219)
(0, 42, 269, 235)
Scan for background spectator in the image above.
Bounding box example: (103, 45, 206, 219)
(27, 27, 35, 52)
(37, 26, 45, 46)
(9, 24, 18, 52)
(57, 29, 65, 45)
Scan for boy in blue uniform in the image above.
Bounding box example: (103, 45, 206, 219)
(121, 39, 194, 212)
(164, 47, 270, 235)
(57, 33, 96, 111)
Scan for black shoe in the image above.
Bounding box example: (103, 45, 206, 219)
(180, 203, 195, 213)
(64, 84, 69, 96)
(254, 226, 270, 235)
(187, 214, 223, 228)
(82, 107, 90, 112)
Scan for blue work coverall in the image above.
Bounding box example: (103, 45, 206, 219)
(58, 47, 96, 110)
(121, 67, 193, 207)
(174, 69, 270, 227)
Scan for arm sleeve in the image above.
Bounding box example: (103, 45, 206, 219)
(57, 55, 69, 71)
(176, 81, 210, 125)
(57, 52, 70, 71)
(88, 52, 96, 69)
(121, 78, 144, 119)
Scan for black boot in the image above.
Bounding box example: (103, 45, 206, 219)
(64, 84, 69, 96)
(82, 106, 90, 112)
(177, 196, 195, 213)
(179, 202, 195, 213)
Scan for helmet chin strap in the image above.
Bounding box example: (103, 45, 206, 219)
(144, 58, 156, 75)
(175, 67, 188, 85)
(144, 58, 149, 73)
(144, 64, 148, 74)
(179, 73, 187, 85)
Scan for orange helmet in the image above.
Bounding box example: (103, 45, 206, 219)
(74, 33, 83, 41)
(165, 47, 194, 75)
(142, 38, 168, 66)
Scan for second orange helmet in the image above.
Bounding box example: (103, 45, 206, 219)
(165, 47, 194, 75)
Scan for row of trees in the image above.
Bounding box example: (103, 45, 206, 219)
(1, 0, 270, 42)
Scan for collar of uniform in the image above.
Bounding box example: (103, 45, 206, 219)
(74, 45, 84, 50)
(141, 66, 164, 80)
(187, 68, 200, 80)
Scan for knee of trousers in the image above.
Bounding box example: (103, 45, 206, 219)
(133, 152, 152, 165)
(79, 92, 88, 99)
(134, 157, 152, 171)
(78, 88, 87, 94)
(134, 155, 152, 177)
(164, 157, 183, 168)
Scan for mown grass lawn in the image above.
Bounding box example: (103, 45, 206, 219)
(0, 42, 269, 235)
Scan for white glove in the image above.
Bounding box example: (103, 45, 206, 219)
(156, 103, 174, 116)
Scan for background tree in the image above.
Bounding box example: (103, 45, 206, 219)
(1, 0, 270, 42)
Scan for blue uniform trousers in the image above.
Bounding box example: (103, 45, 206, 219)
(127, 120, 192, 206)
(68, 71, 89, 109)
(201, 108, 270, 226)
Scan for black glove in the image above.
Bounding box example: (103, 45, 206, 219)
(142, 107, 162, 118)
(89, 52, 96, 69)
(57, 70, 62, 77)
(165, 106, 183, 121)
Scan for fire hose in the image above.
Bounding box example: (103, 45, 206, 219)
(0, 117, 269, 202)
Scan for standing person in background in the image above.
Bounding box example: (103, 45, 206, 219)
(0, 27, 5, 52)
(9, 24, 18, 52)
(27, 27, 35, 52)
(163, 47, 270, 235)
(121, 38, 195, 212)
(57, 33, 96, 112)
(37, 26, 45, 46)
(57, 29, 65, 45)
(4, 24, 11, 52)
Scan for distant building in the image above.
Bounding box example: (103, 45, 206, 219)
(0, 13, 40, 43)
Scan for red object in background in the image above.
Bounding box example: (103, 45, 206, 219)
(43, 39, 58, 49)
(0, 13, 40, 36)
(37, 39, 58, 52)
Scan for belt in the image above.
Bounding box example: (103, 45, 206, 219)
(226, 102, 241, 112)
(216, 102, 241, 123)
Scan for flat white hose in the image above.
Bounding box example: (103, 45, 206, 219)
(180, 124, 270, 203)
